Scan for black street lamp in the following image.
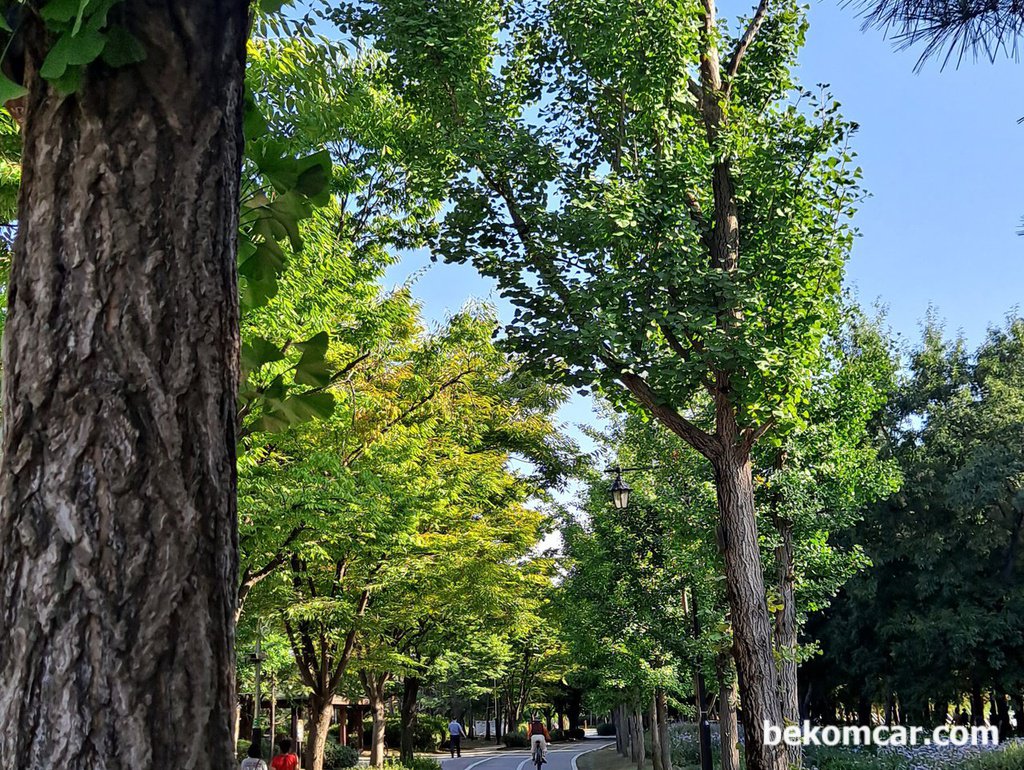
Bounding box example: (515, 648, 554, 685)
(610, 472, 631, 510)
(605, 465, 655, 510)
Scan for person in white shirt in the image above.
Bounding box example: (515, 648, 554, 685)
(449, 717, 467, 757)
(241, 742, 268, 770)
(527, 715, 550, 764)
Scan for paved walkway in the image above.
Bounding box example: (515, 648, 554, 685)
(440, 741, 614, 770)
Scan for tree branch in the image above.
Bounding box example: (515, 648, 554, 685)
(726, 0, 771, 93)
(599, 352, 721, 458)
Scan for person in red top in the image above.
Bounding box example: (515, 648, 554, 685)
(271, 738, 299, 770)
(528, 715, 550, 763)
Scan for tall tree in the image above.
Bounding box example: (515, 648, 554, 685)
(336, 2, 862, 766)
(0, 3, 248, 767)
(810, 317, 1024, 728)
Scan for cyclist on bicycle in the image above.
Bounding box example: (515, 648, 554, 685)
(528, 714, 550, 764)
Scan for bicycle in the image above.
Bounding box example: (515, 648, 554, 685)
(532, 740, 545, 770)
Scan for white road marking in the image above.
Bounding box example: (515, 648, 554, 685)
(458, 755, 507, 770)
(570, 743, 615, 770)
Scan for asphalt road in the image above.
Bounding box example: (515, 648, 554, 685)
(440, 742, 615, 770)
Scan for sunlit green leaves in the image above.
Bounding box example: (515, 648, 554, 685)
(341, 0, 862, 447)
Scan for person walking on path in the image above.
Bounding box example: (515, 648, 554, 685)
(449, 717, 468, 757)
(528, 715, 550, 764)
(271, 738, 299, 770)
(241, 742, 269, 770)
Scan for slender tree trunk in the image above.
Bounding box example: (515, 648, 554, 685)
(994, 692, 1010, 734)
(306, 694, 334, 770)
(369, 693, 387, 767)
(0, 3, 248, 769)
(615, 706, 626, 757)
(773, 512, 800, 768)
(971, 684, 985, 727)
(627, 708, 637, 762)
(400, 676, 421, 764)
(857, 695, 872, 727)
(712, 444, 786, 770)
(240, 695, 255, 749)
(650, 697, 664, 770)
(656, 689, 672, 770)
(270, 688, 277, 750)
(717, 656, 740, 770)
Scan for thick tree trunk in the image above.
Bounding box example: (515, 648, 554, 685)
(361, 672, 389, 768)
(633, 703, 646, 770)
(400, 676, 421, 764)
(306, 694, 334, 770)
(615, 706, 626, 757)
(0, 3, 248, 769)
(650, 697, 664, 770)
(773, 516, 800, 767)
(568, 688, 583, 738)
(712, 445, 786, 770)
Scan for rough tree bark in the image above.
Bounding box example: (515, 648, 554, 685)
(0, 3, 248, 769)
(712, 442, 786, 770)
(649, 697, 664, 770)
(306, 693, 335, 770)
(717, 656, 741, 770)
(773, 512, 801, 767)
(632, 703, 646, 770)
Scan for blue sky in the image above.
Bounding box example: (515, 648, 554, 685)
(383, 1, 1023, 446)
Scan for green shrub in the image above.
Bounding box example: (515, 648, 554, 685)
(503, 731, 530, 748)
(383, 758, 443, 770)
(959, 744, 1024, 770)
(324, 741, 361, 770)
(570, 728, 586, 740)
(550, 729, 565, 742)
(596, 723, 616, 737)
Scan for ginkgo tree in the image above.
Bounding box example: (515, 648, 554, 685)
(334, 1, 863, 767)
(239, 306, 576, 770)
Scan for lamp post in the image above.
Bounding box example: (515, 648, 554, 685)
(248, 634, 268, 755)
(605, 465, 712, 770)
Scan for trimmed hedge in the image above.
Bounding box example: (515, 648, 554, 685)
(596, 723, 616, 737)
